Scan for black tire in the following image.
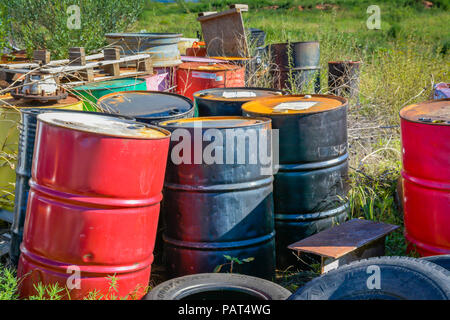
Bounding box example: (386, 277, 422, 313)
(422, 255, 450, 272)
(288, 256, 450, 300)
(143, 273, 291, 300)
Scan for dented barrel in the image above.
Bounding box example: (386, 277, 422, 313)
(17, 112, 170, 299)
(400, 99, 450, 256)
(242, 95, 349, 268)
(98, 91, 194, 125)
(194, 87, 282, 117)
(159, 117, 275, 279)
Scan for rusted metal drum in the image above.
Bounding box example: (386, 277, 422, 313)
(17, 112, 170, 299)
(159, 117, 275, 280)
(0, 95, 83, 213)
(269, 41, 320, 93)
(9, 109, 134, 267)
(328, 61, 361, 102)
(98, 91, 194, 125)
(105, 33, 182, 67)
(400, 99, 450, 256)
(194, 87, 283, 116)
(176, 62, 245, 101)
(242, 95, 349, 268)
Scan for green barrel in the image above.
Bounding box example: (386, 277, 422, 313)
(72, 78, 147, 111)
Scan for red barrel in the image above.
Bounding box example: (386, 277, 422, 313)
(400, 99, 450, 256)
(17, 112, 170, 299)
(176, 62, 245, 100)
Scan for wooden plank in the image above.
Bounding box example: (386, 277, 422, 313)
(0, 53, 104, 70)
(198, 11, 217, 17)
(69, 47, 86, 66)
(102, 48, 120, 76)
(197, 8, 248, 57)
(33, 50, 50, 64)
(288, 219, 399, 259)
(65, 71, 153, 87)
(137, 56, 152, 72)
(229, 4, 249, 11)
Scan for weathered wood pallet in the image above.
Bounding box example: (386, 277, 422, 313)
(0, 47, 153, 86)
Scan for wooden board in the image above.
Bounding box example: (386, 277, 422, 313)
(288, 219, 399, 259)
(197, 7, 248, 57)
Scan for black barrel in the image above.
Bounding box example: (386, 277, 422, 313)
(242, 95, 349, 269)
(269, 41, 321, 93)
(247, 28, 266, 49)
(9, 109, 134, 266)
(328, 61, 361, 103)
(159, 117, 276, 280)
(97, 90, 194, 125)
(194, 87, 282, 117)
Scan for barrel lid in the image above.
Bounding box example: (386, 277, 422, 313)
(160, 116, 269, 129)
(0, 95, 81, 108)
(400, 99, 450, 125)
(242, 94, 347, 115)
(98, 91, 193, 119)
(73, 78, 145, 91)
(37, 112, 169, 139)
(105, 32, 182, 39)
(178, 62, 240, 72)
(194, 87, 282, 102)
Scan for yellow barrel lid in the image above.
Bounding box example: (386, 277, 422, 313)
(37, 112, 169, 139)
(400, 99, 449, 125)
(160, 116, 270, 129)
(242, 94, 347, 115)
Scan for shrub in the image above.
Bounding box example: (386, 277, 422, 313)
(2, 0, 145, 59)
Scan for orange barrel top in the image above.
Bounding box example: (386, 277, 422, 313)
(17, 112, 170, 300)
(400, 99, 450, 256)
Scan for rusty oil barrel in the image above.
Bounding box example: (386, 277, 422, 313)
(97, 90, 194, 125)
(242, 95, 349, 268)
(17, 112, 170, 299)
(400, 99, 450, 256)
(194, 87, 283, 117)
(9, 109, 134, 267)
(159, 117, 275, 280)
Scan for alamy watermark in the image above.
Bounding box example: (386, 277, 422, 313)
(67, 5, 81, 30)
(169, 124, 279, 176)
(366, 5, 381, 30)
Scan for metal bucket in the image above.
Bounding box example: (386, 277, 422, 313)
(105, 33, 182, 67)
(159, 117, 276, 280)
(269, 41, 320, 93)
(194, 87, 283, 116)
(0, 95, 83, 213)
(176, 62, 245, 102)
(9, 109, 135, 266)
(72, 78, 147, 111)
(400, 99, 450, 256)
(98, 90, 194, 125)
(17, 112, 170, 299)
(242, 94, 349, 268)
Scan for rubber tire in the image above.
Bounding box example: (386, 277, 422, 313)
(288, 256, 450, 300)
(143, 273, 291, 300)
(422, 255, 450, 272)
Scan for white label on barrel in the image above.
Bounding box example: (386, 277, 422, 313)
(222, 91, 257, 98)
(273, 101, 318, 111)
(192, 71, 217, 80)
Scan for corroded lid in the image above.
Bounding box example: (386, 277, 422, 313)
(400, 99, 450, 126)
(194, 87, 282, 102)
(159, 116, 270, 129)
(37, 112, 168, 139)
(98, 91, 193, 119)
(242, 94, 347, 115)
(0, 95, 81, 108)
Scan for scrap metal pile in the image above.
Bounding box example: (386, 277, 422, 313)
(0, 3, 448, 300)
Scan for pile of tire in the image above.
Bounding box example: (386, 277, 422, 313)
(144, 256, 450, 300)
(289, 256, 450, 300)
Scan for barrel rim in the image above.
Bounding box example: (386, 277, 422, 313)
(72, 78, 146, 92)
(0, 94, 82, 109)
(159, 115, 272, 129)
(177, 61, 243, 72)
(97, 90, 194, 120)
(241, 94, 348, 116)
(36, 111, 171, 140)
(399, 98, 449, 126)
(105, 32, 183, 39)
(194, 87, 283, 102)
(270, 41, 320, 47)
